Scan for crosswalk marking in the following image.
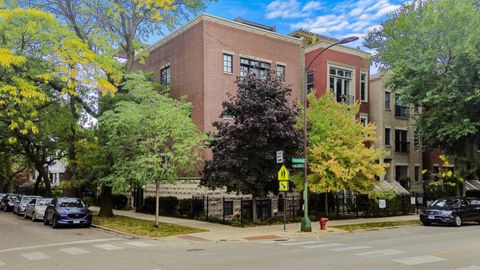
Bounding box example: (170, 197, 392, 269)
(124, 241, 154, 247)
(329, 246, 372, 252)
(392, 255, 446, 266)
(94, 244, 123, 251)
(303, 243, 345, 249)
(21, 252, 50, 261)
(60, 247, 90, 255)
(454, 266, 480, 270)
(356, 249, 405, 257)
(280, 241, 319, 246)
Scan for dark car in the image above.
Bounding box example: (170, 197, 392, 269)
(43, 197, 92, 228)
(14, 196, 41, 216)
(0, 194, 19, 212)
(420, 197, 480, 227)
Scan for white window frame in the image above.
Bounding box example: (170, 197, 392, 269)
(327, 63, 356, 103)
(359, 115, 368, 127)
(223, 53, 233, 74)
(360, 72, 368, 102)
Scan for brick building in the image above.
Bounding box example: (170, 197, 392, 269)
(135, 14, 303, 135)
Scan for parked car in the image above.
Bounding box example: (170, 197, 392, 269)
(13, 195, 41, 216)
(0, 194, 19, 212)
(24, 198, 52, 221)
(420, 197, 480, 227)
(44, 197, 92, 228)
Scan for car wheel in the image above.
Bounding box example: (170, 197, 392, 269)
(453, 215, 462, 227)
(23, 212, 27, 219)
(422, 221, 431, 226)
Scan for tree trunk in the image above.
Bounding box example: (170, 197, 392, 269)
(252, 197, 257, 223)
(33, 174, 42, 195)
(99, 185, 114, 217)
(36, 165, 52, 197)
(155, 180, 160, 228)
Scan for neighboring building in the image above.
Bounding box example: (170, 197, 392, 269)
(32, 159, 67, 187)
(291, 29, 370, 123)
(369, 73, 424, 193)
(135, 14, 303, 136)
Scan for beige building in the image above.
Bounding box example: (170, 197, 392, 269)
(370, 73, 424, 193)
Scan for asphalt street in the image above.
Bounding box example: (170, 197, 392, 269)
(1, 211, 480, 270)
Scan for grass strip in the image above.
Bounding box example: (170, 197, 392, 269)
(93, 215, 207, 237)
(332, 220, 421, 232)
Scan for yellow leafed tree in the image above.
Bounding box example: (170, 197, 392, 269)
(303, 92, 386, 193)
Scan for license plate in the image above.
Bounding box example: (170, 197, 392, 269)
(73, 220, 80, 224)
(428, 215, 435, 219)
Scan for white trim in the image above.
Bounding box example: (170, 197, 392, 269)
(304, 41, 370, 58)
(395, 163, 409, 166)
(276, 61, 287, 66)
(360, 72, 368, 102)
(239, 54, 273, 64)
(394, 127, 408, 131)
(359, 115, 368, 127)
(327, 63, 356, 102)
(159, 63, 171, 70)
(222, 50, 235, 55)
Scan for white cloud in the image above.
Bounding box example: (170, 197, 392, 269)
(302, 1, 322, 12)
(266, 0, 304, 19)
(265, 0, 324, 19)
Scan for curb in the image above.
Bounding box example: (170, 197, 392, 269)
(90, 224, 149, 240)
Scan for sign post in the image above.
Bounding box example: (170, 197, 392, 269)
(278, 165, 290, 232)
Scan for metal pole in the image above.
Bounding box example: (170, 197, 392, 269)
(301, 67, 312, 232)
(283, 192, 287, 231)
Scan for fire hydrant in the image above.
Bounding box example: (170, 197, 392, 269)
(320, 217, 329, 230)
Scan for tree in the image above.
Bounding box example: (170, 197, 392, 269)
(301, 92, 385, 193)
(100, 73, 205, 222)
(201, 72, 302, 222)
(363, 0, 480, 180)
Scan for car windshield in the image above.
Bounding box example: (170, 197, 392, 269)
(57, 199, 85, 208)
(431, 199, 460, 208)
(37, 199, 51, 206)
(21, 197, 35, 204)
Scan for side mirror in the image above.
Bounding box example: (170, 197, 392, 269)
(85, 204, 90, 208)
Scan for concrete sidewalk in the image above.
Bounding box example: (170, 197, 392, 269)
(90, 206, 419, 242)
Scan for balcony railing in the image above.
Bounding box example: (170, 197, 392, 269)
(395, 141, 410, 153)
(395, 105, 409, 118)
(336, 94, 355, 105)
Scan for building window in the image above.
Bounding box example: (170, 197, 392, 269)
(395, 129, 409, 153)
(360, 116, 368, 127)
(276, 64, 285, 81)
(395, 165, 410, 190)
(306, 71, 314, 93)
(395, 94, 409, 117)
(160, 66, 170, 84)
(223, 201, 233, 216)
(329, 67, 353, 104)
(385, 91, 391, 110)
(240, 58, 270, 78)
(385, 128, 391, 146)
(360, 73, 368, 102)
(223, 54, 233, 73)
(415, 166, 420, 181)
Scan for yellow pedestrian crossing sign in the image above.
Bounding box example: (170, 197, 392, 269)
(277, 165, 289, 181)
(279, 181, 289, 192)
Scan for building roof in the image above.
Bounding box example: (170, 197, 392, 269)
(289, 29, 340, 44)
(145, 13, 302, 54)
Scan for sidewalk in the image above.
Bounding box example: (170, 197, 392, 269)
(90, 207, 419, 242)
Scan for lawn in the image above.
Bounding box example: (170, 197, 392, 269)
(93, 215, 207, 237)
(332, 220, 421, 232)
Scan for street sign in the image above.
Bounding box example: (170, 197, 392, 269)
(292, 164, 305, 169)
(276, 150, 284, 164)
(379, 199, 386, 209)
(277, 165, 289, 181)
(410, 197, 416, 205)
(292, 157, 305, 164)
(279, 180, 289, 192)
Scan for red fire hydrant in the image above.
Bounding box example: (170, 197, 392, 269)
(320, 217, 329, 230)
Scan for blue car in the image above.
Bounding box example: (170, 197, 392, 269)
(43, 197, 92, 228)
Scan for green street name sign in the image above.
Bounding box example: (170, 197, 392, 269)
(292, 164, 305, 169)
(292, 157, 305, 164)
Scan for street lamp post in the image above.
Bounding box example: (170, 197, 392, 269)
(300, 36, 359, 232)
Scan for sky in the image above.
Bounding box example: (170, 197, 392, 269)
(148, 0, 408, 73)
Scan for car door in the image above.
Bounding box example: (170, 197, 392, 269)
(467, 198, 480, 221)
(27, 199, 36, 216)
(46, 199, 56, 221)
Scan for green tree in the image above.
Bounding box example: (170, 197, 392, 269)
(300, 93, 386, 193)
(201, 73, 302, 222)
(100, 73, 205, 222)
(364, 0, 480, 180)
